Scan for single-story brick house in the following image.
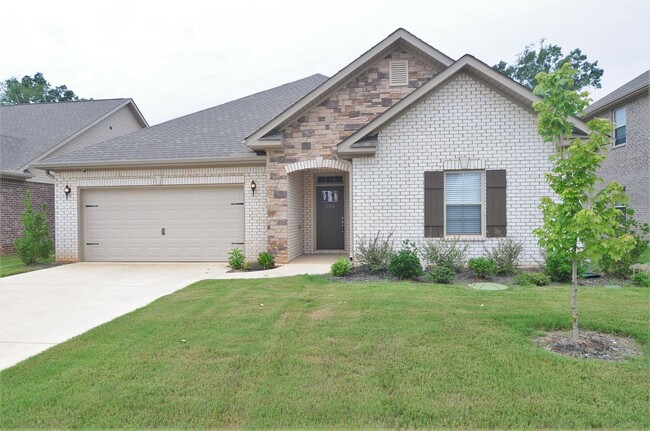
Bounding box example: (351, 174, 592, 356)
(0, 99, 147, 253)
(34, 29, 589, 265)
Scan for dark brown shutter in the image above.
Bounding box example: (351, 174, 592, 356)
(486, 170, 507, 237)
(424, 171, 444, 237)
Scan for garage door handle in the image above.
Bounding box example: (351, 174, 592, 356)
(161, 228, 165, 236)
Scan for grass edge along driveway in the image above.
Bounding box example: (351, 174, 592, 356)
(1, 275, 648, 429)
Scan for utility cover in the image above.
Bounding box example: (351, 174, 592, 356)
(467, 282, 508, 291)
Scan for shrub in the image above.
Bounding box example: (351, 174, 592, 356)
(228, 248, 245, 270)
(331, 258, 351, 277)
(388, 240, 423, 280)
(243, 261, 253, 271)
(517, 272, 550, 286)
(467, 257, 497, 280)
(631, 271, 650, 287)
(543, 249, 583, 282)
(600, 214, 649, 277)
(14, 191, 53, 265)
(420, 238, 468, 272)
(429, 266, 455, 284)
(484, 238, 523, 275)
(257, 251, 275, 270)
(355, 231, 394, 273)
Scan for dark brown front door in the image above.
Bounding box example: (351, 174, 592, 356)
(316, 186, 344, 250)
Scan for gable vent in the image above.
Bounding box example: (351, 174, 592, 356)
(389, 60, 409, 86)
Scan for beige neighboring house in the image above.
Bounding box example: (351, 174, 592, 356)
(581, 70, 650, 227)
(34, 29, 590, 265)
(0, 99, 148, 253)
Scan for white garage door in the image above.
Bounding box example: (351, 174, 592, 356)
(82, 186, 244, 262)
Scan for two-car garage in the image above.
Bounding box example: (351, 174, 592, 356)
(81, 186, 244, 262)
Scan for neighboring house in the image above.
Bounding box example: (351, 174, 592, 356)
(34, 29, 589, 265)
(0, 99, 148, 253)
(581, 70, 649, 227)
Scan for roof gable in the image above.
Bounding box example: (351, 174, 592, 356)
(0, 99, 144, 172)
(244, 28, 454, 147)
(337, 55, 591, 157)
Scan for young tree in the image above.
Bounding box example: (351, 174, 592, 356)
(495, 40, 603, 91)
(0, 72, 81, 105)
(533, 63, 635, 339)
(14, 192, 53, 265)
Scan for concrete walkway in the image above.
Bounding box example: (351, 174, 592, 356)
(0, 255, 341, 370)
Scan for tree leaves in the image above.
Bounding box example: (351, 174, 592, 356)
(0, 72, 82, 105)
(494, 39, 603, 91)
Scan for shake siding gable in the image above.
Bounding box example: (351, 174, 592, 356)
(352, 73, 554, 265)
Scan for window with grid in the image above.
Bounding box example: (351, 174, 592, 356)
(445, 172, 482, 235)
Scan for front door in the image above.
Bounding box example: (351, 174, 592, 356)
(316, 185, 344, 250)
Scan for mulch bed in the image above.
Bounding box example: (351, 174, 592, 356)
(227, 263, 276, 273)
(535, 330, 643, 361)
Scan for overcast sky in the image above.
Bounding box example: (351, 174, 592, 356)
(1, 0, 648, 125)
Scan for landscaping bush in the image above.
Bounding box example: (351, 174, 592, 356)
(420, 238, 468, 272)
(330, 258, 351, 277)
(257, 251, 275, 270)
(599, 214, 649, 277)
(243, 261, 253, 271)
(484, 237, 523, 275)
(14, 191, 53, 265)
(517, 272, 550, 286)
(631, 271, 650, 287)
(543, 249, 583, 282)
(388, 240, 423, 280)
(228, 248, 245, 270)
(428, 266, 455, 284)
(467, 257, 497, 280)
(355, 231, 394, 273)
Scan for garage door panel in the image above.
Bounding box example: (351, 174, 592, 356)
(82, 186, 244, 262)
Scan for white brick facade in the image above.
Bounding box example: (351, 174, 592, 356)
(54, 165, 266, 262)
(352, 73, 555, 265)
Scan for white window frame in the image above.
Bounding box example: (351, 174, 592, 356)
(444, 171, 484, 237)
(389, 60, 409, 87)
(613, 106, 627, 147)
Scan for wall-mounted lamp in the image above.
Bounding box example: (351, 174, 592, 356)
(63, 185, 71, 200)
(250, 180, 257, 196)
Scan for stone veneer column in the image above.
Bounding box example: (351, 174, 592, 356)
(266, 150, 290, 263)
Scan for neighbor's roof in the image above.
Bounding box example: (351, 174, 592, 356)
(36, 74, 329, 169)
(0, 98, 140, 172)
(582, 70, 650, 119)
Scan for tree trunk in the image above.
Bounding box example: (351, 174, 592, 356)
(572, 256, 579, 340)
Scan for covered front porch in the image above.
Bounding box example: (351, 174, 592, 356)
(286, 159, 351, 261)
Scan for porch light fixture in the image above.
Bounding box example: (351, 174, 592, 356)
(63, 185, 71, 199)
(251, 180, 257, 195)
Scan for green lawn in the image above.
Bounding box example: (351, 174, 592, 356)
(1, 276, 648, 429)
(0, 254, 54, 277)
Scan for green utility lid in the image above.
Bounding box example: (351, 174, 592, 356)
(467, 282, 508, 291)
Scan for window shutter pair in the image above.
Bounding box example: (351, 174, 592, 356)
(424, 170, 506, 237)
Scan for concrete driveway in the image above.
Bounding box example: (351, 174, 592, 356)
(0, 262, 228, 370)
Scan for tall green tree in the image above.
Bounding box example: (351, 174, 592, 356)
(495, 40, 603, 91)
(533, 63, 635, 340)
(0, 72, 82, 105)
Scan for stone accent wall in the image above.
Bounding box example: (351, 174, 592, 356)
(266, 49, 441, 262)
(352, 73, 554, 266)
(54, 166, 266, 262)
(0, 179, 54, 254)
(287, 171, 304, 260)
(597, 94, 650, 226)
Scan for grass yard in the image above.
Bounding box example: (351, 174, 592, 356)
(0, 254, 54, 277)
(1, 276, 648, 429)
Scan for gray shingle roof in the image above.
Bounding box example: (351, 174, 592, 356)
(40, 74, 329, 166)
(582, 70, 649, 118)
(0, 99, 130, 171)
